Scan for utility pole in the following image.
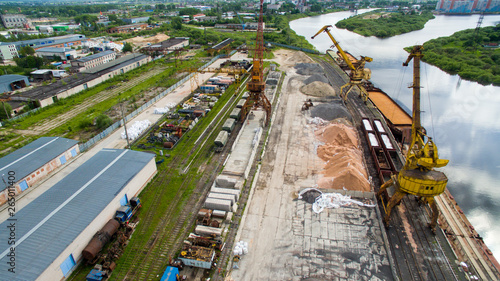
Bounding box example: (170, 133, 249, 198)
(120, 101, 130, 149)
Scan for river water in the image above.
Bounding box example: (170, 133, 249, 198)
(290, 11, 500, 259)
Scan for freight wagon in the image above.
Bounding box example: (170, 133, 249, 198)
(230, 108, 241, 119)
(214, 131, 229, 152)
(204, 197, 232, 212)
(236, 99, 246, 108)
(222, 118, 236, 132)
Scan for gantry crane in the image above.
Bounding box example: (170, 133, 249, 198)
(312, 25, 372, 102)
(241, 0, 271, 125)
(377, 45, 449, 232)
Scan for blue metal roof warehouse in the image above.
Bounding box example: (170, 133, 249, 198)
(0, 148, 157, 281)
(0, 137, 78, 188)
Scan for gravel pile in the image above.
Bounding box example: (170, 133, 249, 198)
(304, 74, 329, 85)
(310, 101, 352, 122)
(295, 63, 323, 75)
(300, 81, 336, 97)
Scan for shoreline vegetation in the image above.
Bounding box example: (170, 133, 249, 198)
(335, 9, 435, 38)
(416, 25, 500, 86)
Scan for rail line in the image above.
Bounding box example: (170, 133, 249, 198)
(318, 59, 459, 281)
(111, 82, 246, 281)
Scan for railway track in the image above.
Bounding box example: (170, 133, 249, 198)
(318, 59, 460, 281)
(110, 83, 246, 281)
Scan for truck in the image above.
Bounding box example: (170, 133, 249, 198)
(115, 197, 141, 224)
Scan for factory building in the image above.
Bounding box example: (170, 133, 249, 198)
(141, 37, 190, 55)
(70, 50, 116, 72)
(35, 47, 77, 61)
(0, 34, 86, 51)
(11, 53, 151, 108)
(0, 74, 30, 94)
(0, 137, 79, 206)
(0, 148, 157, 281)
(0, 14, 31, 29)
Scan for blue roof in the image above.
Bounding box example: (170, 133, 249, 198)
(0, 74, 28, 84)
(0, 149, 155, 281)
(0, 137, 78, 189)
(161, 266, 180, 281)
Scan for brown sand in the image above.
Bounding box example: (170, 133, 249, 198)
(315, 122, 371, 191)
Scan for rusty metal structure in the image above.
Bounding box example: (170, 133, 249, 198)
(241, 0, 271, 125)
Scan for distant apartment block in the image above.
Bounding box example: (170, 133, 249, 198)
(0, 14, 31, 29)
(0, 43, 18, 60)
(436, 0, 500, 13)
(71, 50, 116, 72)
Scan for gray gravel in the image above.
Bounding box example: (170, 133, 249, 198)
(304, 74, 329, 85)
(310, 100, 352, 122)
(295, 63, 323, 75)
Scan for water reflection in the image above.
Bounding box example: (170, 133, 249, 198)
(290, 11, 500, 258)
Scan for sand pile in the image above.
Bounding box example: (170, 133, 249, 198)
(315, 122, 371, 191)
(300, 81, 336, 97)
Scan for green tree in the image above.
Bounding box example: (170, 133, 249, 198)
(171, 17, 183, 30)
(96, 114, 112, 129)
(122, 42, 133, 53)
(0, 102, 12, 120)
(19, 46, 35, 57)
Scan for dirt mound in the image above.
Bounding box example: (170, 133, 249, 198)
(300, 81, 336, 97)
(304, 74, 329, 85)
(295, 63, 323, 75)
(315, 122, 371, 191)
(310, 102, 352, 121)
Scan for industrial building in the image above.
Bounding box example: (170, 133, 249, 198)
(0, 148, 157, 281)
(35, 47, 77, 61)
(208, 38, 234, 56)
(0, 137, 79, 206)
(0, 75, 30, 94)
(70, 50, 116, 72)
(141, 37, 190, 55)
(0, 14, 31, 29)
(0, 34, 86, 51)
(11, 53, 151, 108)
(435, 0, 500, 13)
(107, 23, 148, 34)
(30, 69, 67, 82)
(122, 16, 150, 24)
(0, 44, 18, 60)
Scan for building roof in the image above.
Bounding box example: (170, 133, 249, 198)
(36, 47, 74, 53)
(17, 54, 149, 101)
(212, 38, 234, 50)
(30, 69, 52, 75)
(0, 34, 85, 48)
(75, 50, 115, 63)
(0, 137, 78, 188)
(0, 74, 28, 84)
(0, 149, 155, 281)
(149, 37, 189, 49)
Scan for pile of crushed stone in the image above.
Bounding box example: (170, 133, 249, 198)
(310, 102, 352, 121)
(304, 74, 329, 85)
(295, 63, 323, 75)
(300, 81, 336, 97)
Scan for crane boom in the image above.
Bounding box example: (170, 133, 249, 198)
(312, 25, 373, 102)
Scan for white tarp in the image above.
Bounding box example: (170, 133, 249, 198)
(154, 102, 176, 114)
(121, 120, 151, 140)
(298, 188, 376, 214)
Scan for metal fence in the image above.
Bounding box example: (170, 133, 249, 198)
(265, 41, 320, 55)
(79, 55, 225, 152)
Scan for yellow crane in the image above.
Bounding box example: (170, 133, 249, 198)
(377, 45, 449, 232)
(312, 25, 372, 102)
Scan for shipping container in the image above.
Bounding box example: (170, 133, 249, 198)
(230, 108, 241, 119)
(208, 192, 236, 205)
(222, 118, 236, 132)
(214, 131, 229, 147)
(204, 197, 232, 212)
(211, 186, 240, 200)
(160, 266, 179, 281)
(195, 225, 223, 237)
(212, 210, 227, 219)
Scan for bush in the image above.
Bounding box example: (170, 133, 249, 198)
(77, 118, 93, 129)
(95, 114, 112, 129)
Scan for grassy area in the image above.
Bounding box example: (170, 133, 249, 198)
(417, 24, 500, 86)
(336, 10, 435, 38)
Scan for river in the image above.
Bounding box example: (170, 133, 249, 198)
(290, 10, 500, 259)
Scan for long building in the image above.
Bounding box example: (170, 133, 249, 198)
(0, 148, 157, 281)
(0, 137, 79, 206)
(436, 0, 500, 13)
(0, 34, 86, 51)
(70, 50, 116, 72)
